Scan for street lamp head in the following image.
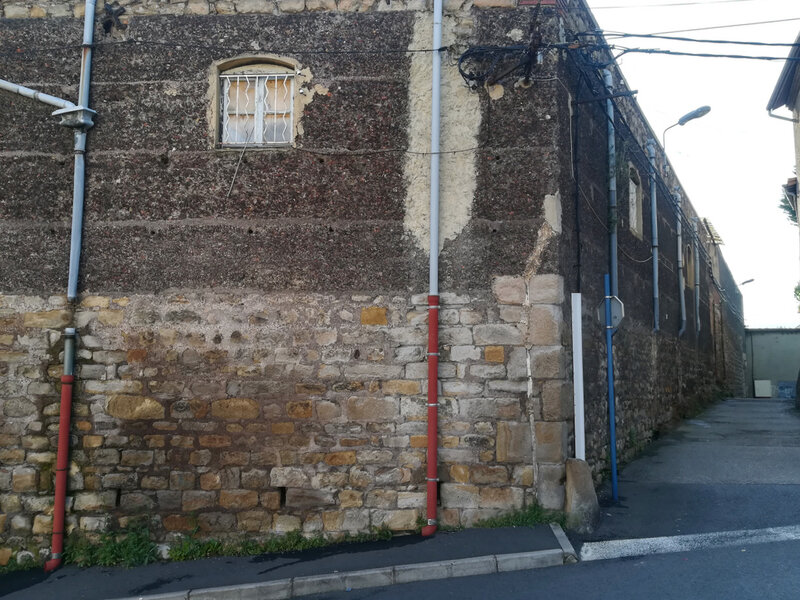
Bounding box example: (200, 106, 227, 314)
(739, 278, 755, 286)
(677, 105, 711, 126)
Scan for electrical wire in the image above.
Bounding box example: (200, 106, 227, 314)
(602, 32, 800, 48)
(644, 17, 800, 36)
(591, 0, 760, 8)
(609, 45, 800, 62)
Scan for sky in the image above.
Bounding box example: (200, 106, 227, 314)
(583, 0, 800, 328)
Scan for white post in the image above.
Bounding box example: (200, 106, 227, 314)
(571, 293, 586, 460)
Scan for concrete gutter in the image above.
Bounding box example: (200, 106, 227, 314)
(113, 524, 577, 600)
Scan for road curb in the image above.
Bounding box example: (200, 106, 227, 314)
(116, 546, 572, 600)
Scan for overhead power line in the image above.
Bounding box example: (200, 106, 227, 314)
(645, 17, 800, 35)
(603, 32, 800, 48)
(610, 45, 800, 61)
(592, 0, 759, 9)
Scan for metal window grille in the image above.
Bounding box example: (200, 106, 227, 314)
(221, 73, 294, 146)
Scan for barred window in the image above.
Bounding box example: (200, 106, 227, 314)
(220, 65, 294, 147)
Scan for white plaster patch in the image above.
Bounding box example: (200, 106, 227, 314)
(403, 13, 480, 255)
(543, 191, 562, 234)
(506, 28, 524, 42)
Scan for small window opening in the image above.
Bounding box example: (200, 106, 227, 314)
(628, 165, 643, 239)
(219, 64, 295, 147)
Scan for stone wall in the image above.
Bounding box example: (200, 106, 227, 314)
(0, 275, 568, 554)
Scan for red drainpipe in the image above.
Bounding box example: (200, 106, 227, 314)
(44, 328, 76, 572)
(422, 294, 439, 536)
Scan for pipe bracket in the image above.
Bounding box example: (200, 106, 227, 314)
(426, 477, 440, 482)
(427, 519, 438, 526)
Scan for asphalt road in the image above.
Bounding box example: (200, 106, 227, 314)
(305, 397, 800, 600)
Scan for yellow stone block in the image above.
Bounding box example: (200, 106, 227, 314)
(360, 306, 387, 326)
(23, 310, 70, 328)
(450, 464, 470, 483)
(83, 435, 104, 449)
(382, 380, 421, 396)
(485, 346, 505, 363)
(80, 296, 110, 309)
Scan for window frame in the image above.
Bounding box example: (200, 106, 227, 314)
(627, 163, 644, 239)
(210, 55, 302, 151)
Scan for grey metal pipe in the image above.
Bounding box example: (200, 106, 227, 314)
(647, 139, 659, 331)
(67, 0, 97, 301)
(693, 217, 700, 335)
(604, 69, 619, 297)
(675, 188, 686, 337)
(0, 79, 75, 110)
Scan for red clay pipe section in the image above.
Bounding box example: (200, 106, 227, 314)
(44, 373, 74, 572)
(422, 294, 440, 536)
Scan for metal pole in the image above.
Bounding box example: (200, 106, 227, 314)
(67, 0, 97, 301)
(693, 217, 701, 335)
(647, 139, 659, 331)
(572, 293, 586, 460)
(0, 79, 75, 110)
(604, 274, 619, 502)
(675, 189, 687, 337)
(603, 70, 619, 297)
(422, 0, 443, 538)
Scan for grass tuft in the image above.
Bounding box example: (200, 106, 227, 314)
(474, 503, 565, 529)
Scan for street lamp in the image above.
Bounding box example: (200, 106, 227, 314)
(739, 279, 755, 286)
(662, 105, 711, 150)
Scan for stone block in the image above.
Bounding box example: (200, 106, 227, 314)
(83, 435, 104, 449)
(492, 276, 526, 305)
(479, 487, 524, 509)
(199, 435, 231, 448)
(276, 0, 305, 11)
(530, 346, 564, 379)
(344, 364, 404, 379)
(12, 468, 37, 492)
(23, 310, 69, 328)
(273, 514, 302, 532)
(286, 488, 335, 509)
(92, 351, 127, 365)
(182, 491, 216, 512)
(346, 396, 398, 420)
(371, 509, 418, 531)
(499, 305, 525, 323)
(74, 491, 116, 511)
(169, 471, 196, 490)
(211, 397, 259, 420)
(240, 469, 269, 489)
(450, 345, 481, 362)
(220, 489, 259, 510)
(537, 463, 566, 510)
(339, 490, 363, 508)
(121, 450, 154, 467)
(234, 0, 272, 12)
(32, 514, 53, 534)
(469, 364, 506, 378)
(439, 327, 473, 345)
(440, 483, 479, 508)
(237, 510, 270, 532)
(270, 467, 309, 488)
(470, 465, 508, 484)
(473, 324, 523, 346)
(365, 489, 397, 509)
(497, 422, 532, 463)
(10, 515, 31, 535)
(528, 274, 564, 305)
(141, 476, 168, 490)
(287, 400, 313, 418)
(565, 458, 599, 533)
(3, 399, 36, 418)
(361, 307, 387, 326)
(198, 512, 237, 532)
(542, 380, 573, 421)
(107, 396, 164, 420)
(102, 473, 138, 489)
(535, 421, 568, 463)
(325, 451, 356, 466)
(186, 0, 210, 13)
(164, 514, 195, 532)
(527, 305, 562, 346)
(382, 380, 420, 396)
(0, 547, 12, 566)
